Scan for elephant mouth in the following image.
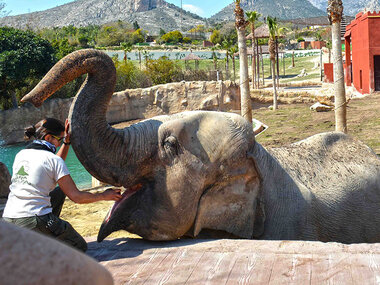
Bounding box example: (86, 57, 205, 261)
(104, 183, 142, 223)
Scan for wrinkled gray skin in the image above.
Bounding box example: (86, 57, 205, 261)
(22, 49, 380, 244)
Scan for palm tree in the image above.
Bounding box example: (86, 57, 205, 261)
(137, 47, 143, 69)
(211, 46, 218, 70)
(246, 11, 261, 89)
(234, 0, 252, 123)
(328, 0, 347, 133)
(229, 45, 238, 82)
(222, 39, 232, 80)
(142, 50, 150, 68)
(120, 42, 133, 63)
(267, 16, 278, 110)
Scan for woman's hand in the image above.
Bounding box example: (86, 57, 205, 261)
(64, 119, 71, 144)
(102, 188, 122, 201)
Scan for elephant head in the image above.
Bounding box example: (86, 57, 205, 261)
(22, 49, 263, 241)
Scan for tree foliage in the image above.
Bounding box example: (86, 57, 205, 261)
(0, 27, 56, 109)
(144, 57, 182, 85)
(210, 30, 222, 45)
(161, 31, 184, 44)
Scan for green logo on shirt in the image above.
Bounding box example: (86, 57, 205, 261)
(17, 166, 29, 176)
(12, 162, 32, 186)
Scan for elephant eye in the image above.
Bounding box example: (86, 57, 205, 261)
(163, 136, 179, 157)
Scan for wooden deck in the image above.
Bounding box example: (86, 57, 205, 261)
(85, 237, 380, 284)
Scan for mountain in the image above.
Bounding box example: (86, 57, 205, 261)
(211, 0, 326, 21)
(308, 0, 379, 16)
(0, 0, 205, 34)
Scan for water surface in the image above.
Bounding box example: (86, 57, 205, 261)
(0, 144, 92, 189)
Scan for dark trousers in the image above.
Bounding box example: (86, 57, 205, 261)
(3, 187, 87, 252)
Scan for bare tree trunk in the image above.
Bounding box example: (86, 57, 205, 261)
(292, 51, 295, 67)
(233, 55, 236, 82)
(256, 39, 260, 88)
(237, 28, 252, 123)
(225, 51, 230, 80)
(261, 46, 265, 86)
(329, 48, 331, 63)
(332, 21, 347, 133)
(269, 35, 277, 110)
(235, 1, 252, 123)
(251, 33, 256, 89)
(276, 38, 280, 86)
(271, 59, 278, 110)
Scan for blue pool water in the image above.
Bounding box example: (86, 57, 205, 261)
(0, 143, 92, 189)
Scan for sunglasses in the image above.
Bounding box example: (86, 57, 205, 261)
(50, 134, 64, 142)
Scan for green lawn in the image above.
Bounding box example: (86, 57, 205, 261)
(128, 53, 321, 84)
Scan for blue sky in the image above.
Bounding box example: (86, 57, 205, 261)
(2, 0, 233, 18)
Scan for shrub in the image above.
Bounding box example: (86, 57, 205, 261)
(144, 57, 182, 85)
(161, 31, 183, 44)
(113, 59, 150, 90)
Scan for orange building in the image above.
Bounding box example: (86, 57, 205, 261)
(345, 11, 380, 94)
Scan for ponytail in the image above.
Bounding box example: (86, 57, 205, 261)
(24, 125, 37, 140)
(24, 118, 65, 141)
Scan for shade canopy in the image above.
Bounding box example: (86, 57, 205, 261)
(183, 53, 201, 60)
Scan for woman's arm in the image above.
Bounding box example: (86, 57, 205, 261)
(58, 175, 122, 204)
(57, 119, 71, 161)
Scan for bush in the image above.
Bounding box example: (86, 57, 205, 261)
(161, 31, 183, 44)
(113, 59, 150, 90)
(144, 57, 182, 85)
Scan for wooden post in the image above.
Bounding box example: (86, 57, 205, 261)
(261, 46, 265, 86)
(320, 49, 323, 82)
(292, 51, 295, 67)
(276, 38, 280, 86)
(256, 38, 260, 89)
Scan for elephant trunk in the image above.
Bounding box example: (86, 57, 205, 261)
(21, 49, 154, 186)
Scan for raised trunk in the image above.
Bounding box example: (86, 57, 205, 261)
(332, 21, 347, 133)
(21, 49, 156, 186)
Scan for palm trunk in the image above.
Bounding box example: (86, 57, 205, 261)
(269, 37, 278, 110)
(261, 47, 265, 86)
(237, 28, 252, 123)
(271, 59, 278, 110)
(276, 38, 280, 87)
(235, 1, 252, 123)
(232, 55, 236, 82)
(251, 27, 256, 89)
(256, 39, 260, 88)
(226, 51, 230, 80)
(332, 20, 347, 133)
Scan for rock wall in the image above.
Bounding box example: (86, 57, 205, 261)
(0, 162, 11, 198)
(0, 81, 240, 146)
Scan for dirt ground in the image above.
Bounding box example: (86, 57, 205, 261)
(253, 91, 380, 154)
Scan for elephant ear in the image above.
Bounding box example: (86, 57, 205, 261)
(193, 173, 263, 239)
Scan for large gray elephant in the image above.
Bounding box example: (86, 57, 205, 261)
(22, 49, 380, 244)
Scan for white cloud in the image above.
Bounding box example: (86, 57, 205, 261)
(183, 4, 204, 16)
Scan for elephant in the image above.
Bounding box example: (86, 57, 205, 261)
(22, 49, 380, 244)
(0, 221, 113, 285)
